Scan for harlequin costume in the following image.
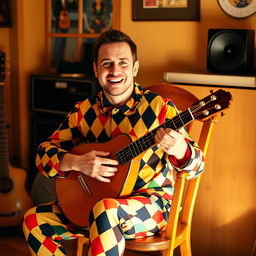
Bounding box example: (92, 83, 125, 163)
(23, 83, 205, 256)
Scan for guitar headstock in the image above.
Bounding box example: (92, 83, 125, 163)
(191, 89, 232, 120)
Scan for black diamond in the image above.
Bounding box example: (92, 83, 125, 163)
(84, 108, 97, 127)
(128, 111, 141, 127)
(147, 153, 160, 170)
(113, 110, 125, 125)
(98, 129, 110, 142)
(145, 92, 157, 104)
(95, 211, 112, 235)
(86, 129, 96, 142)
(133, 176, 146, 191)
(28, 233, 41, 253)
(142, 106, 157, 129)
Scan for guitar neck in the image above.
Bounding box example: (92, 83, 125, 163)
(116, 108, 194, 165)
(0, 81, 9, 176)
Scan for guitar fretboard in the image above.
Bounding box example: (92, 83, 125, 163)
(0, 84, 9, 176)
(115, 109, 194, 165)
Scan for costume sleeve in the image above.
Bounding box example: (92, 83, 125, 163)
(35, 103, 84, 178)
(165, 100, 205, 179)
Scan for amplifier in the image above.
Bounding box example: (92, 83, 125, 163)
(31, 74, 99, 114)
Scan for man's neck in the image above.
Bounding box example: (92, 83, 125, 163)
(103, 85, 134, 107)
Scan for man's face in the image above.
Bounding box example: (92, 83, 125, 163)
(93, 42, 139, 105)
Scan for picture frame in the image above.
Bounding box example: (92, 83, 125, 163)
(132, 0, 200, 21)
(0, 0, 11, 27)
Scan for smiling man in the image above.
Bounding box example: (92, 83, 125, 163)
(23, 30, 205, 256)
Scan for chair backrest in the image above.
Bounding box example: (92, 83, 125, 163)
(146, 84, 216, 247)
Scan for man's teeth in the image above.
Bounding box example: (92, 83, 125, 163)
(109, 78, 123, 83)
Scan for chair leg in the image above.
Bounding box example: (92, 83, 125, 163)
(162, 247, 174, 256)
(179, 238, 192, 256)
(75, 237, 89, 256)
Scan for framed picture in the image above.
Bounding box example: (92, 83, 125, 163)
(0, 0, 11, 27)
(132, 0, 200, 21)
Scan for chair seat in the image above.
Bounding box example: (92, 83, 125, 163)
(125, 223, 188, 252)
(125, 233, 170, 251)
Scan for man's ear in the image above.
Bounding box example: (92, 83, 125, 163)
(93, 62, 98, 78)
(133, 61, 139, 77)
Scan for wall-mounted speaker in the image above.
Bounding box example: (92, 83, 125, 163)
(207, 29, 255, 75)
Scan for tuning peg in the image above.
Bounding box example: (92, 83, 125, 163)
(210, 90, 214, 93)
(221, 112, 225, 117)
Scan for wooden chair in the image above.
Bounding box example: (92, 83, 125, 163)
(74, 84, 217, 256)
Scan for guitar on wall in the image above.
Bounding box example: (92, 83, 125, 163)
(55, 89, 232, 228)
(0, 51, 33, 227)
(58, 0, 71, 30)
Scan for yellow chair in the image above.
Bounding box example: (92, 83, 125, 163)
(74, 84, 218, 256)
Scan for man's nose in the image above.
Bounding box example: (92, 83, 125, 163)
(109, 63, 119, 74)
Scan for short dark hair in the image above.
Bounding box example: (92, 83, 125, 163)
(93, 30, 138, 64)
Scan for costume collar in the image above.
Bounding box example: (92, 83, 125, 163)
(96, 83, 144, 115)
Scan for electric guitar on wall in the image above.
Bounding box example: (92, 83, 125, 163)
(55, 88, 232, 228)
(0, 51, 33, 227)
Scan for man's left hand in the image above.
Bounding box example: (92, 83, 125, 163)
(155, 128, 188, 159)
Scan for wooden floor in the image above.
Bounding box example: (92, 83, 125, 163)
(0, 227, 30, 256)
(0, 226, 162, 256)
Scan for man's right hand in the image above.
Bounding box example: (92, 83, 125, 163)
(59, 151, 118, 183)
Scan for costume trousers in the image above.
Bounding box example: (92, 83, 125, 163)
(23, 195, 167, 256)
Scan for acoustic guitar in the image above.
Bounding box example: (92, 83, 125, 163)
(55, 89, 232, 228)
(0, 52, 33, 227)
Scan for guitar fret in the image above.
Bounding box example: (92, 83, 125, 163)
(173, 115, 183, 128)
(135, 140, 144, 153)
(129, 144, 137, 158)
(133, 143, 140, 156)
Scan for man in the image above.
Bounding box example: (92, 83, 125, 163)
(23, 30, 204, 256)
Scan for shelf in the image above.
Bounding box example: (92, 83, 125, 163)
(163, 72, 256, 90)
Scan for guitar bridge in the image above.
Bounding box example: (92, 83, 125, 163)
(77, 175, 92, 197)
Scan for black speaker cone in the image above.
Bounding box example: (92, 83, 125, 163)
(207, 29, 254, 74)
(208, 31, 246, 73)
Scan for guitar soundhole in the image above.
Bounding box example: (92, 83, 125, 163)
(0, 176, 13, 193)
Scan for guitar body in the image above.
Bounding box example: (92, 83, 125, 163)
(0, 164, 33, 227)
(55, 134, 140, 228)
(58, 10, 71, 29)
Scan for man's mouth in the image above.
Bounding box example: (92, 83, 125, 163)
(108, 78, 124, 84)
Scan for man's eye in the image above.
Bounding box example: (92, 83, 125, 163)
(102, 62, 111, 67)
(120, 61, 128, 66)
